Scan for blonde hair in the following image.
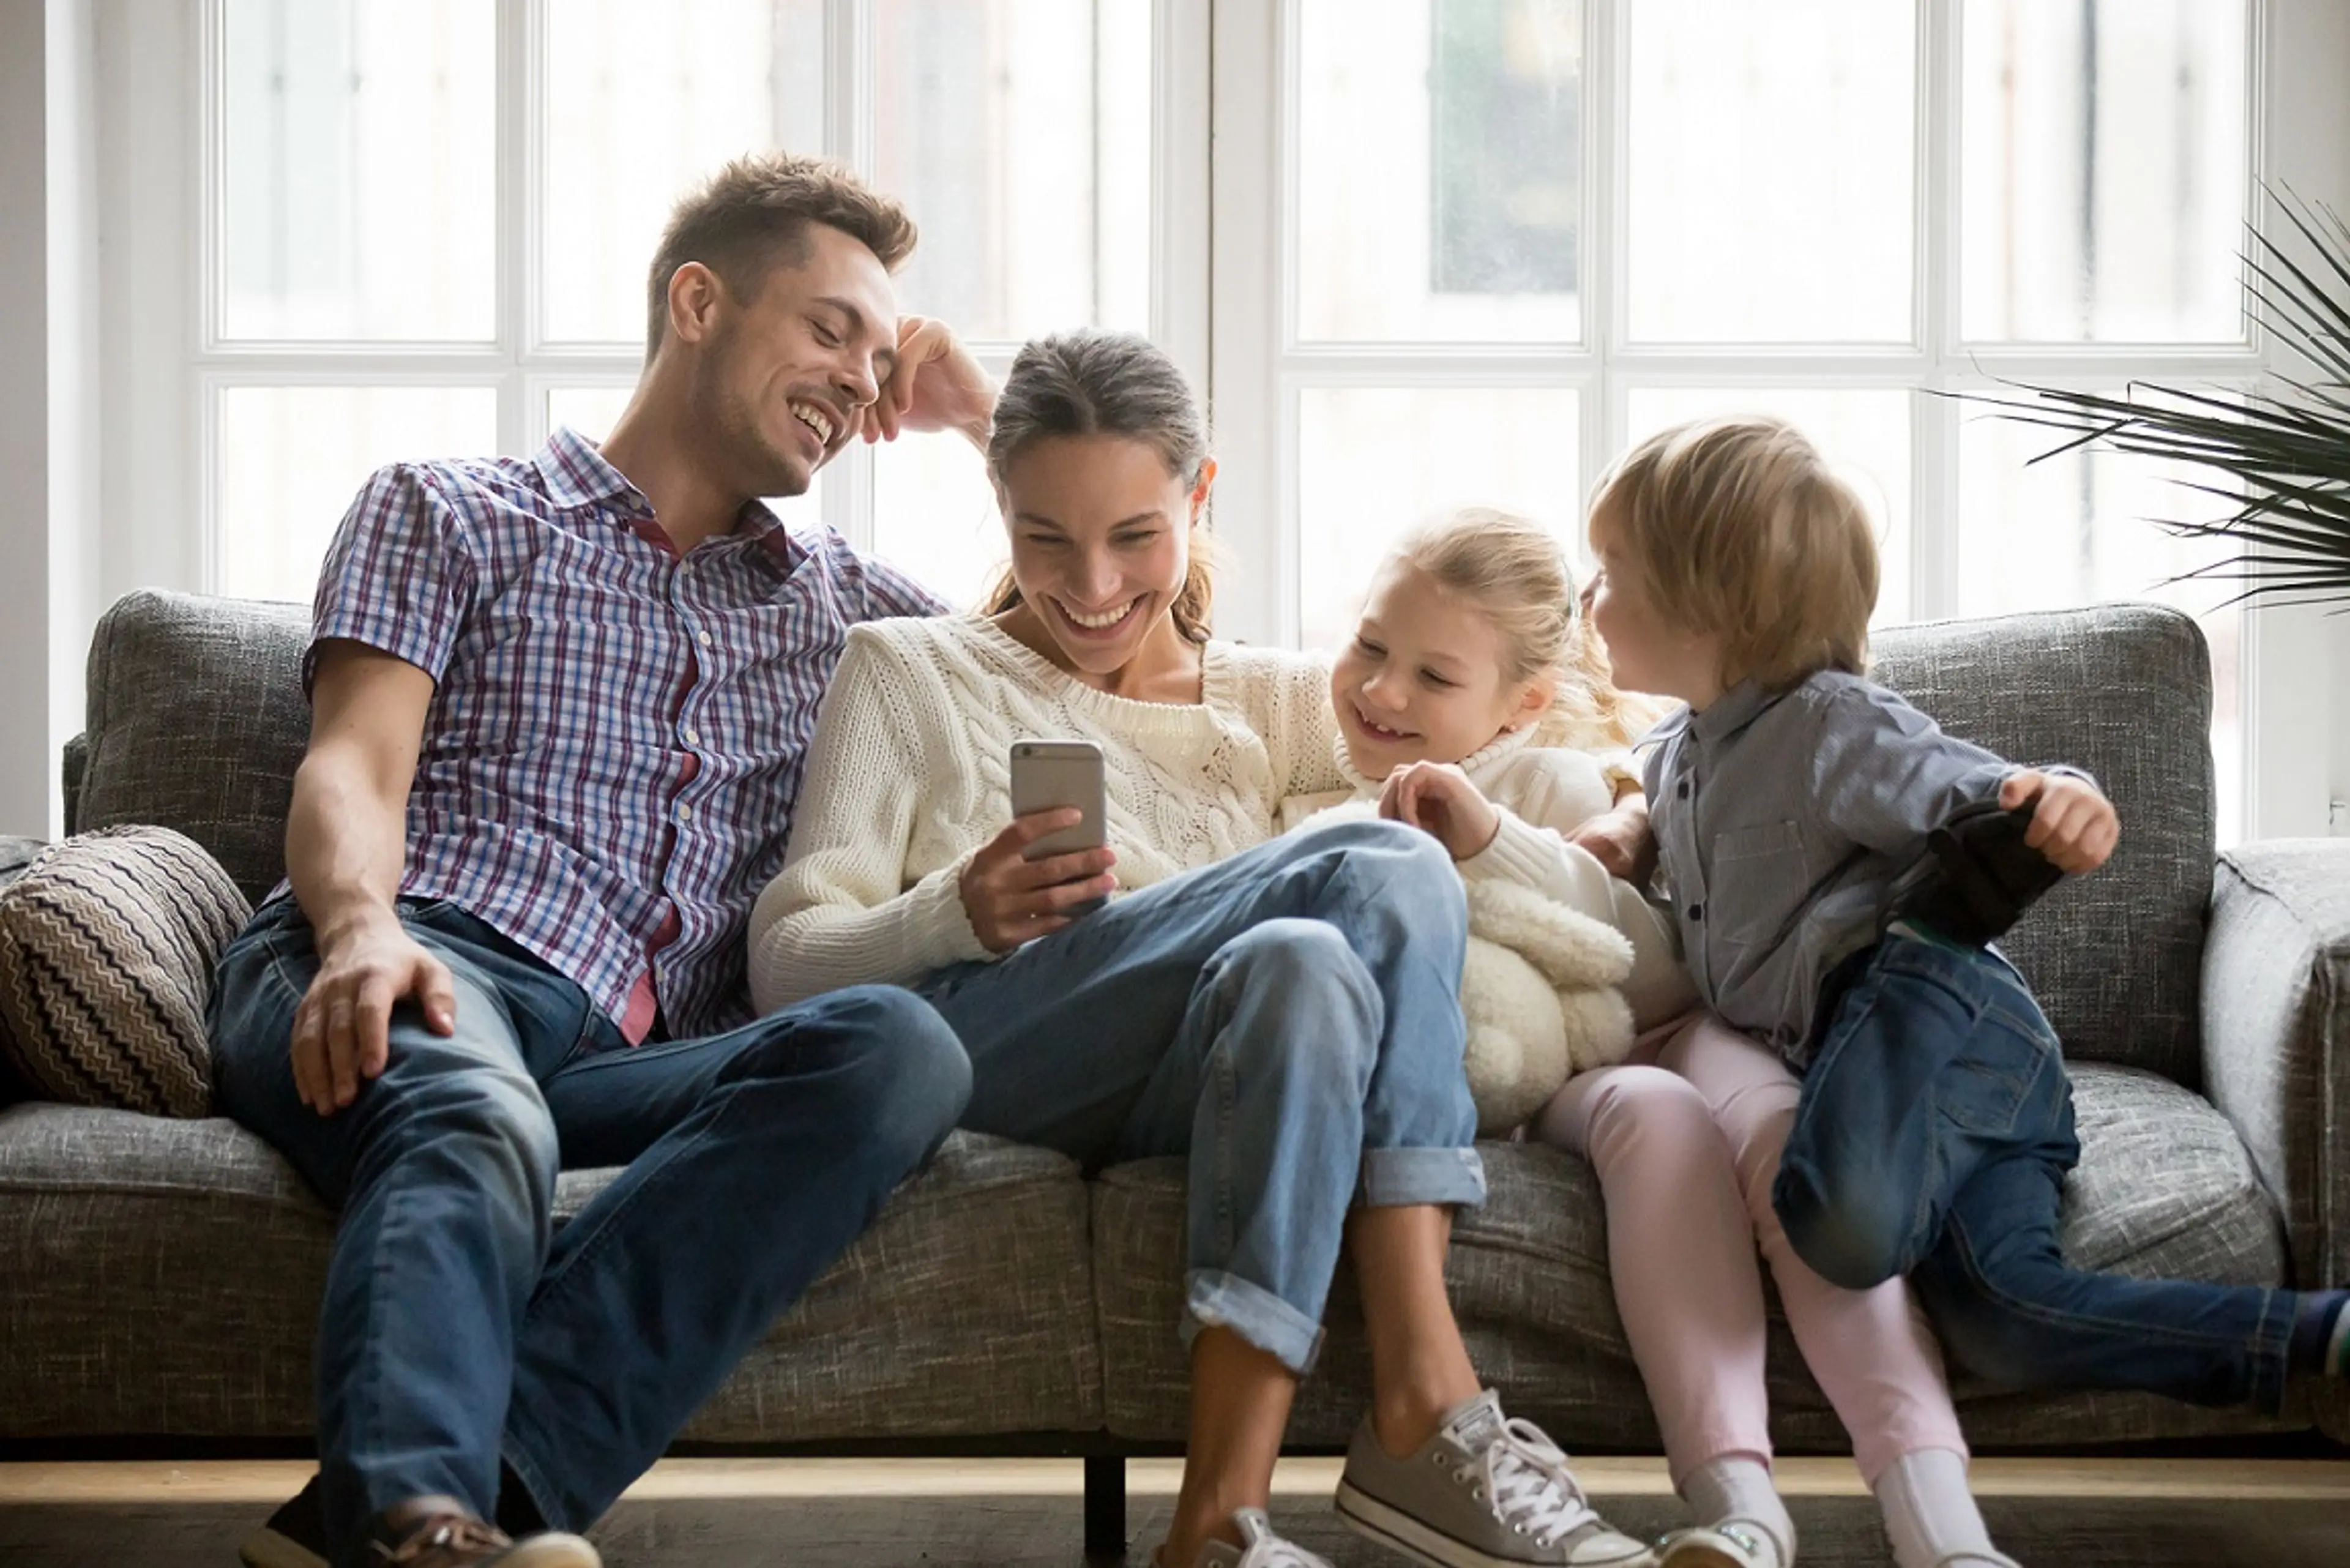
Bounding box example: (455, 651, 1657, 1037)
(1586, 416, 1878, 692)
(1393, 507, 1664, 751)
(982, 330, 1215, 643)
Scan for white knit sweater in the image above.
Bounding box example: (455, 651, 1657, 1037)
(748, 614, 1345, 1010)
(1279, 727, 1696, 1029)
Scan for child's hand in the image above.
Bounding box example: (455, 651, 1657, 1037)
(1378, 761, 1501, 861)
(1568, 797, 1658, 886)
(2001, 769, 2119, 874)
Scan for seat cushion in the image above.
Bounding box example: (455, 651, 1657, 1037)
(1095, 1063, 2303, 1450)
(0, 827, 249, 1117)
(0, 1107, 1102, 1441)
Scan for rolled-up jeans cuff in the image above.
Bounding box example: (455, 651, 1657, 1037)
(1358, 1145, 1486, 1209)
(1181, 1269, 1326, 1376)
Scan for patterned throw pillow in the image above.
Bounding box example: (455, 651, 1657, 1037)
(0, 826, 250, 1116)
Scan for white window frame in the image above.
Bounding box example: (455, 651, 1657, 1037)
(1208, 0, 2350, 840)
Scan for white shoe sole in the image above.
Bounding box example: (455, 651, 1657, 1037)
(1335, 1479, 1659, 1568)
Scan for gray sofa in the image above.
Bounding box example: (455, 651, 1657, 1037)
(3, 591, 2346, 1547)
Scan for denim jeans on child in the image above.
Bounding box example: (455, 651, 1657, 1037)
(209, 897, 970, 1567)
(916, 817, 1485, 1376)
(1772, 929, 2301, 1411)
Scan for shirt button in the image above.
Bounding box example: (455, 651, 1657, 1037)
(697, 630, 713, 647)
(677, 804, 694, 821)
(1687, 903, 1704, 921)
(685, 727, 701, 745)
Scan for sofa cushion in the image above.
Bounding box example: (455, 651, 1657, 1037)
(0, 1108, 1102, 1441)
(0, 827, 249, 1117)
(1871, 605, 2214, 1083)
(1095, 1062, 2299, 1452)
(71, 591, 311, 905)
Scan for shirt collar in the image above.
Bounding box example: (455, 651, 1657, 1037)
(1687, 678, 1782, 747)
(537, 426, 807, 573)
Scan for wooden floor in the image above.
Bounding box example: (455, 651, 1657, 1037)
(4, 1457, 2348, 1566)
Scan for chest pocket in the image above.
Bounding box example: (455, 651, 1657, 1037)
(1708, 818, 1807, 944)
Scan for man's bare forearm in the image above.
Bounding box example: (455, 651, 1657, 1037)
(285, 745, 409, 950)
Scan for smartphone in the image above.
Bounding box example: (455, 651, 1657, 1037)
(1010, 738, 1108, 913)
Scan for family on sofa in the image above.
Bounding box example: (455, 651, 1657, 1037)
(206, 152, 2350, 1568)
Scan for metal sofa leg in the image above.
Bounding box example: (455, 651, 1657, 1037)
(1084, 1453, 1127, 1558)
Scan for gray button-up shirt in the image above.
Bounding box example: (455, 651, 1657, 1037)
(1640, 670, 2051, 1062)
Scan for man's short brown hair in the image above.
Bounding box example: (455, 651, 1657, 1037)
(644, 152, 918, 357)
(1588, 416, 1880, 692)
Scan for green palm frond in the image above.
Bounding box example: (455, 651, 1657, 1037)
(1959, 187, 2350, 607)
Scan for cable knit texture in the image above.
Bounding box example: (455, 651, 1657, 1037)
(749, 615, 1346, 1010)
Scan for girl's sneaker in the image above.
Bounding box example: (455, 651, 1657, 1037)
(1169, 1508, 1334, 1568)
(1335, 1389, 1657, 1566)
(1656, 1521, 1786, 1568)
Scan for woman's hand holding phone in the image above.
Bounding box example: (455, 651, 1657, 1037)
(958, 813, 1118, 953)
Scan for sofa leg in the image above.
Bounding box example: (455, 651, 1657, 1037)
(1084, 1454, 1127, 1558)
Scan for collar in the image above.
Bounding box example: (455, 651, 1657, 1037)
(537, 426, 806, 573)
(1686, 678, 1783, 747)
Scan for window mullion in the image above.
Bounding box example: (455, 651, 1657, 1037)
(823, 0, 874, 551)
(506, 0, 539, 452)
(1917, 0, 1959, 622)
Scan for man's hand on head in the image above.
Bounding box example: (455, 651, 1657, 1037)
(862, 315, 997, 450)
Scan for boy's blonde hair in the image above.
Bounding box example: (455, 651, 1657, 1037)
(1587, 416, 1878, 692)
(1394, 507, 1663, 751)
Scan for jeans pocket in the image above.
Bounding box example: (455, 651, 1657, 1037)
(1935, 1024, 2050, 1138)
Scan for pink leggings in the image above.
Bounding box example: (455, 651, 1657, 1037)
(1533, 1011, 1967, 1486)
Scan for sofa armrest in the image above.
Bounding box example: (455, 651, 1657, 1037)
(61, 733, 88, 836)
(2203, 840, 2350, 1291)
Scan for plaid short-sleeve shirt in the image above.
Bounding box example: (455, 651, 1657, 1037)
(294, 427, 946, 1040)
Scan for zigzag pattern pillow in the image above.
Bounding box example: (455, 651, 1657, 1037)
(0, 826, 250, 1116)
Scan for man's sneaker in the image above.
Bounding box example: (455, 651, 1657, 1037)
(1335, 1390, 1657, 1567)
(366, 1512, 599, 1567)
(1877, 798, 2063, 948)
(239, 1473, 327, 1568)
(1174, 1507, 1334, 1567)
(1656, 1520, 1786, 1568)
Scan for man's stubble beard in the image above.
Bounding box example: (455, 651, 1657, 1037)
(691, 330, 814, 502)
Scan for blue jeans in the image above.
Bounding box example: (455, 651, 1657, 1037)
(209, 897, 970, 1566)
(1772, 931, 2302, 1411)
(919, 818, 1483, 1375)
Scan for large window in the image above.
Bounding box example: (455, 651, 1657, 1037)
(1212, 0, 2290, 842)
(198, 0, 1187, 613)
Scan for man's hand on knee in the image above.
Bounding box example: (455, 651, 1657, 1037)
(293, 911, 458, 1114)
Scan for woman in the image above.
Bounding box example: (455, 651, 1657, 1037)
(750, 330, 1654, 1568)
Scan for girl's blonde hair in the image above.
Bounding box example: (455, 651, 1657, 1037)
(1586, 416, 1878, 691)
(1393, 507, 1666, 751)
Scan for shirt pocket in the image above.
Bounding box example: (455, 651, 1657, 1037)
(1707, 818, 1807, 946)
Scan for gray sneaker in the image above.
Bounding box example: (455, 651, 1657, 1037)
(1181, 1508, 1335, 1567)
(1335, 1391, 1657, 1567)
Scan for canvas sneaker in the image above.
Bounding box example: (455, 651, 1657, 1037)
(237, 1476, 597, 1568)
(1656, 1520, 1786, 1568)
(1173, 1507, 1335, 1567)
(1335, 1389, 1657, 1567)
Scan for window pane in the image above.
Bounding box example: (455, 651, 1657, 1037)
(873, 0, 1152, 343)
(1297, 0, 1583, 343)
(217, 387, 498, 602)
(872, 438, 1001, 611)
(1956, 395, 2244, 842)
(1627, 0, 1913, 343)
(1297, 387, 1580, 654)
(1625, 389, 1914, 625)
(1960, 0, 2248, 343)
(543, 0, 825, 346)
(222, 0, 495, 341)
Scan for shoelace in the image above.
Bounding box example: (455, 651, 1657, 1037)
(1231, 1507, 1329, 1568)
(1458, 1416, 1602, 1550)
(369, 1514, 512, 1565)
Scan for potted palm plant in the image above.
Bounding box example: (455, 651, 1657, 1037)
(1966, 189, 2350, 608)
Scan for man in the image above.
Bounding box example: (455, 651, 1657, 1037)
(211, 154, 994, 1568)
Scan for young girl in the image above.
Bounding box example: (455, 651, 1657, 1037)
(1320, 509, 2018, 1568)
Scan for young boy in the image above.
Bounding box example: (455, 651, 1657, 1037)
(1581, 415, 2349, 1421)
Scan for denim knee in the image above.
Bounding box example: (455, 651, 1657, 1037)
(752, 984, 972, 1165)
(1773, 1156, 1912, 1291)
(1294, 818, 1466, 924)
(376, 1059, 562, 1237)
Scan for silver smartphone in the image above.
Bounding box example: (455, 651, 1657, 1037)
(1010, 738, 1108, 913)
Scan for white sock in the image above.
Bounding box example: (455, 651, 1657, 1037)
(1874, 1447, 2004, 1568)
(1682, 1454, 1795, 1564)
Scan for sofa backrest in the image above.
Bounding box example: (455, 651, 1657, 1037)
(66, 592, 2217, 1083)
(1871, 603, 2214, 1086)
